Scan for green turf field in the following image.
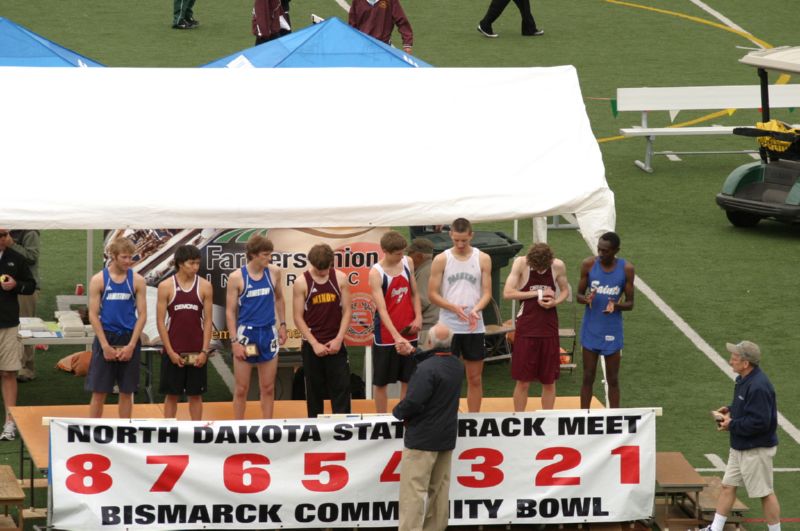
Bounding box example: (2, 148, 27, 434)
(1, 0, 799, 527)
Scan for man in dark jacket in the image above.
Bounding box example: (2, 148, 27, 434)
(703, 341, 781, 531)
(393, 323, 462, 531)
(0, 228, 37, 441)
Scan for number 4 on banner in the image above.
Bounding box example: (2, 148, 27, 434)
(380, 451, 402, 482)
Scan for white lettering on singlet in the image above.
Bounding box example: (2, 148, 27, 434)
(590, 280, 621, 296)
(105, 293, 132, 301)
(246, 288, 271, 298)
(173, 303, 199, 311)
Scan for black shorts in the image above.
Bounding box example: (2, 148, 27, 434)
(85, 332, 141, 394)
(159, 351, 208, 396)
(372, 342, 417, 386)
(451, 333, 486, 362)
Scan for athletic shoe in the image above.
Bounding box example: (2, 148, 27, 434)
(0, 420, 16, 441)
(523, 29, 545, 36)
(172, 19, 191, 29)
(477, 23, 498, 38)
(186, 18, 200, 28)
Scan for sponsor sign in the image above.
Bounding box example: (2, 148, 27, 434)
(50, 409, 656, 529)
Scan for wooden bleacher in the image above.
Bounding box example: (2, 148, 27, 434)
(0, 466, 24, 531)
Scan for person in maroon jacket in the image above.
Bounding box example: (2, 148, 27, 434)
(348, 0, 413, 54)
(292, 244, 353, 418)
(252, 0, 288, 45)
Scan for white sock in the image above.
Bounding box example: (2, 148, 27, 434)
(767, 523, 781, 531)
(711, 513, 728, 531)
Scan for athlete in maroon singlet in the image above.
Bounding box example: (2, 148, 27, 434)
(503, 243, 569, 411)
(156, 245, 213, 420)
(293, 244, 353, 418)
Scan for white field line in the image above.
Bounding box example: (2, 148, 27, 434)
(210, 352, 235, 393)
(334, 0, 351, 13)
(699, 454, 800, 473)
(689, 0, 764, 49)
(634, 275, 800, 446)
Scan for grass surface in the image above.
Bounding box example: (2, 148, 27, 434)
(1, 0, 799, 527)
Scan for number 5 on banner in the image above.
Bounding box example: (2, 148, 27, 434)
(302, 453, 349, 492)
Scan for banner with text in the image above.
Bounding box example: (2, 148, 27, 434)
(50, 409, 656, 529)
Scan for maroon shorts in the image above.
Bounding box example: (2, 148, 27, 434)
(511, 335, 560, 384)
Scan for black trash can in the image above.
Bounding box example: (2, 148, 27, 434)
(416, 230, 523, 325)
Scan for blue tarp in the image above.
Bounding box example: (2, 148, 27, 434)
(0, 17, 103, 67)
(203, 17, 430, 68)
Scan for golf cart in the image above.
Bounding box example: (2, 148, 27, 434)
(716, 47, 800, 227)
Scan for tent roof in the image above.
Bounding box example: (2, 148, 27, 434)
(203, 17, 429, 68)
(0, 66, 614, 247)
(0, 17, 103, 67)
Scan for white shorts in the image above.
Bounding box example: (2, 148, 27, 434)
(722, 446, 776, 498)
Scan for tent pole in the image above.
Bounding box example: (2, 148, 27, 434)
(86, 230, 93, 289)
(511, 220, 519, 320)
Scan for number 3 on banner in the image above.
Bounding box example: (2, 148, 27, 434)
(65, 454, 113, 494)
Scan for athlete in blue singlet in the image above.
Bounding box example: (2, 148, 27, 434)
(226, 234, 287, 420)
(87, 237, 147, 418)
(577, 231, 635, 409)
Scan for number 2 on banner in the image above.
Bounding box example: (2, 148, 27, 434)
(147, 455, 190, 492)
(65, 454, 113, 494)
(302, 453, 349, 492)
(535, 447, 581, 486)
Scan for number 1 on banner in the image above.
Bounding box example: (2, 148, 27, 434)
(147, 455, 190, 492)
(611, 445, 640, 484)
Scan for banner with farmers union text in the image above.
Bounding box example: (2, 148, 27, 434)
(50, 409, 656, 529)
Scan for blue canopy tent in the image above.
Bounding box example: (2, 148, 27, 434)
(0, 17, 103, 67)
(203, 17, 430, 68)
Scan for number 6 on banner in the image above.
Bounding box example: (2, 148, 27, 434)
(147, 455, 190, 492)
(224, 454, 271, 493)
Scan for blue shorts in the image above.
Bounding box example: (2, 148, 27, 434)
(238, 324, 279, 363)
(85, 331, 141, 394)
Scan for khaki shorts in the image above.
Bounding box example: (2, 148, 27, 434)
(722, 446, 776, 498)
(0, 327, 22, 372)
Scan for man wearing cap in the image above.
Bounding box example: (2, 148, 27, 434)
(703, 341, 780, 531)
(407, 238, 439, 347)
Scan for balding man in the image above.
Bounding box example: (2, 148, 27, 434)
(393, 323, 462, 531)
(407, 238, 439, 347)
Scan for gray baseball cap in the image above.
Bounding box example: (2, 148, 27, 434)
(726, 340, 761, 365)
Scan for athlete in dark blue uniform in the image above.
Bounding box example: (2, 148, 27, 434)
(577, 232, 634, 409)
(226, 234, 287, 419)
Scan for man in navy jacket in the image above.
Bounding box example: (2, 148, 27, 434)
(0, 229, 37, 441)
(704, 341, 780, 531)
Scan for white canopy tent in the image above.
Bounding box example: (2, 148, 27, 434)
(0, 66, 614, 244)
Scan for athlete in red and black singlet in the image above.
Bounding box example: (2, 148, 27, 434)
(303, 269, 342, 345)
(516, 267, 559, 338)
(167, 276, 204, 353)
(512, 266, 560, 385)
(373, 257, 418, 345)
(301, 268, 351, 418)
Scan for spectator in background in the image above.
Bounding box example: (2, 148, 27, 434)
(8, 230, 40, 383)
(172, 0, 199, 29)
(293, 244, 353, 418)
(394, 323, 462, 531)
(503, 243, 569, 411)
(86, 237, 147, 419)
(407, 238, 438, 347)
(253, 0, 289, 45)
(0, 228, 36, 441)
(349, 0, 413, 55)
(477, 0, 543, 38)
